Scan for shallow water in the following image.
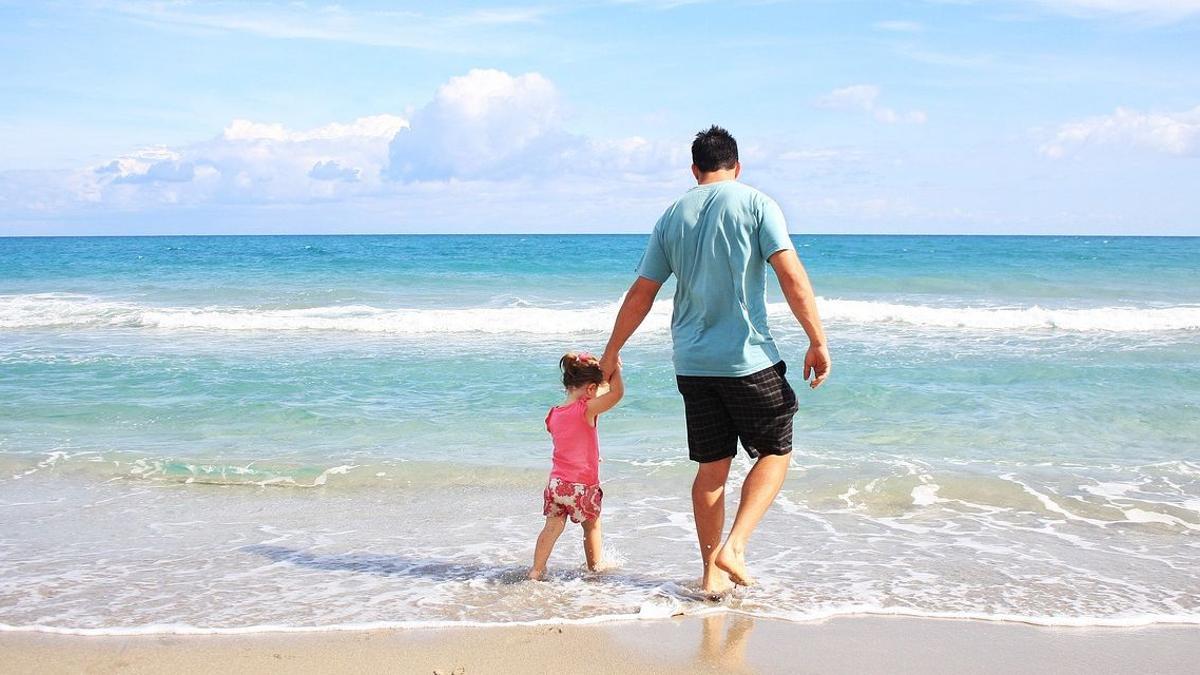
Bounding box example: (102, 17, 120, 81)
(0, 235, 1197, 633)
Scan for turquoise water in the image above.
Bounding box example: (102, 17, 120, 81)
(0, 235, 1197, 633)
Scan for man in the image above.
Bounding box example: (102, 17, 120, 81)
(599, 126, 830, 593)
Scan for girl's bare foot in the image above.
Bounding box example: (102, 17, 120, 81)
(528, 568, 546, 581)
(714, 545, 754, 587)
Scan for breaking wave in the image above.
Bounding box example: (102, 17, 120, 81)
(2, 293, 1198, 334)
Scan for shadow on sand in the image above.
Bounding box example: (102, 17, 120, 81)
(241, 544, 681, 593)
(242, 544, 530, 584)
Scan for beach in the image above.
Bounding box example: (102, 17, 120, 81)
(4, 0, 1199, 665)
(1, 234, 1198, 666)
(5, 615, 1199, 674)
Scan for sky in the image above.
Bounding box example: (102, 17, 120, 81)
(1, 0, 1198, 235)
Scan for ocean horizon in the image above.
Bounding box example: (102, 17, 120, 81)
(4, 232, 1198, 238)
(1, 233, 1197, 634)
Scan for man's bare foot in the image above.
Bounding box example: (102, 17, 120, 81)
(714, 544, 755, 587)
(528, 568, 545, 581)
(700, 567, 734, 598)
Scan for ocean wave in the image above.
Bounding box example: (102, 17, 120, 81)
(1, 293, 1198, 334)
(0, 294, 653, 334)
(0, 453, 542, 489)
(822, 298, 1200, 332)
(7, 452, 1197, 533)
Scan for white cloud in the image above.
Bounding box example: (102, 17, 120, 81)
(223, 115, 407, 142)
(775, 148, 868, 163)
(101, 2, 549, 52)
(817, 84, 881, 111)
(383, 69, 684, 181)
(74, 114, 408, 207)
(1, 69, 686, 219)
(815, 85, 927, 124)
(385, 69, 574, 181)
(308, 160, 361, 182)
(873, 20, 924, 32)
(1041, 105, 1200, 158)
(1024, 0, 1200, 20)
(112, 160, 195, 184)
(610, 0, 717, 9)
(579, 136, 687, 175)
(940, 1, 1200, 22)
(93, 147, 186, 183)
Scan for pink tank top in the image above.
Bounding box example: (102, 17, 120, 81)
(546, 397, 600, 486)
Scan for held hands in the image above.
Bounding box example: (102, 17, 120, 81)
(803, 343, 831, 389)
(599, 352, 622, 382)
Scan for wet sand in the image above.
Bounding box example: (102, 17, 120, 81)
(3, 614, 1198, 675)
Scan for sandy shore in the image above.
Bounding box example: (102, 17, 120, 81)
(3, 614, 1198, 675)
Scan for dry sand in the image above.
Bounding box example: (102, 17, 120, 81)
(3, 614, 1197, 675)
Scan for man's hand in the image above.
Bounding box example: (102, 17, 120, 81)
(599, 352, 621, 383)
(803, 343, 831, 389)
(769, 250, 829, 389)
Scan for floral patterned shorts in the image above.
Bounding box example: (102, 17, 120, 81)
(543, 477, 603, 523)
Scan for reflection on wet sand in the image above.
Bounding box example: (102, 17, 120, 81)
(695, 613, 757, 673)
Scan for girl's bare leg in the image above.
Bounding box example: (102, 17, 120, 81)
(582, 517, 602, 571)
(530, 515, 567, 580)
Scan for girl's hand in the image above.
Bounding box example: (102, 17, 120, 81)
(588, 356, 625, 418)
(599, 352, 620, 381)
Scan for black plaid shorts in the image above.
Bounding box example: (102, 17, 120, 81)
(676, 361, 798, 463)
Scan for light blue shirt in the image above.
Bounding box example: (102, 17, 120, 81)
(636, 180, 794, 377)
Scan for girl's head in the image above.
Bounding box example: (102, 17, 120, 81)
(560, 351, 603, 395)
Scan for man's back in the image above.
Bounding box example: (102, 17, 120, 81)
(636, 180, 793, 376)
(602, 124, 828, 593)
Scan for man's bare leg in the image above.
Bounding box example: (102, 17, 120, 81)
(714, 453, 790, 586)
(721, 614, 756, 669)
(697, 613, 724, 664)
(692, 457, 733, 594)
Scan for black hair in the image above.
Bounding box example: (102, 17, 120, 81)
(691, 125, 739, 173)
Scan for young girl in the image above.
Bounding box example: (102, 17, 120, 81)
(528, 351, 623, 581)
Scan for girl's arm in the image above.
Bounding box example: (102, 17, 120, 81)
(586, 363, 624, 422)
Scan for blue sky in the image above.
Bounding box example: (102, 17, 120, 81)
(1, 1, 1198, 235)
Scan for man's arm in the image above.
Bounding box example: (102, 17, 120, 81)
(769, 249, 830, 389)
(599, 277, 662, 381)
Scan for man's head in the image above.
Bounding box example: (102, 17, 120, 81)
(691, 125, 741, 182)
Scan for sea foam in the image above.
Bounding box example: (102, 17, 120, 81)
(2, 293, 1198, 334)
